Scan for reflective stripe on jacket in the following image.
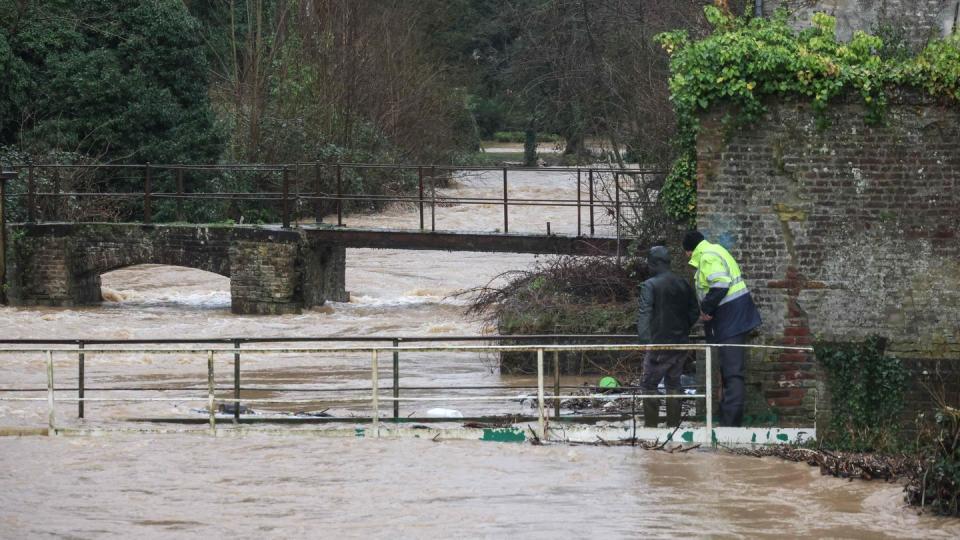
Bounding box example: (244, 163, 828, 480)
(689, 239, 762, 340)
(689, 240, 749, 306)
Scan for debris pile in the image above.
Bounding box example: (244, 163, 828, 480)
(729, 445, 916, 481)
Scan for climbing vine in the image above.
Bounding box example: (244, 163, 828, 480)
(656, 7, 960, 224)
(814, 335, 908, 452)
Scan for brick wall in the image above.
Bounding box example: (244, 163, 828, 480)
(763, 0, 958, 49)
(696, 92, 960, 425)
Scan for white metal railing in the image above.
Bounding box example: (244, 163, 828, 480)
(0, 343, 813, 442)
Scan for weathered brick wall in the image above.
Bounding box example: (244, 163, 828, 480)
(763, 0, 958, 49)
(696, 92, 960, 425)
(4, 223, 347, 315)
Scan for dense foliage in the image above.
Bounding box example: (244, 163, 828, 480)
(657, 7, 960, 224)
(0, 0, 222, 164)
(814, 336, 908, 452)
(907, 407, 960, 516)
(1, 1, 725, 178)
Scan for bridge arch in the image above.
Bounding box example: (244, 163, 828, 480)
(4, 223, 346, 314)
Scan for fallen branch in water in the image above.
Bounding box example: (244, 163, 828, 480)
(527, 425, 542, 445)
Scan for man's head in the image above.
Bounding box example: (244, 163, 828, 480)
(682, 230, 705, 258)
(647, 245, 671, 274)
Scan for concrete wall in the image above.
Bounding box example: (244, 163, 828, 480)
(763, 0, 958, 49)
(3, 224, 347, 315)
(695, 92, 960, 424)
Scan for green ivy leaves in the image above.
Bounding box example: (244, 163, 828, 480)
(661, 150, 697, 225)
(814, 335, 908, 452)
(656, 8, 960, 224)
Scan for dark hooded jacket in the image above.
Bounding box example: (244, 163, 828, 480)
(637, 248, 700, 344)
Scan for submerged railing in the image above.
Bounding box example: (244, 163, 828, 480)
(0, 336, 814, 442)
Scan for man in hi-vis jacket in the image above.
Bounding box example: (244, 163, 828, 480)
(682, 231, 762, 427)
(636, 246, 700, 428)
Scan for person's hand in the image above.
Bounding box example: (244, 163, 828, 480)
(700, 311, 713, 322)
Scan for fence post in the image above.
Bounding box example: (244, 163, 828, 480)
(143, 163, 152, 224)
(705, 346, 713, 445)
(537, 348, 546, 441)
(576, 169, 582, 237)
(27, 165, 36, 223)
(502, 168, 509, 233)
(0, 169, 8, 305)
(614, 172, 621, 262)
(314, 161, 323, 224)
(418, 166, 424, 230)
(392, 338, 400, 420)
(208, 350, 216, 436)
(553, 350, 560, 419)
(336, 163, 343, 227)
(371, 349, 380, 438)
(588, 169, 596, 236)
(233, 339, 241, 424)
(175, 168, 184, 222)
(46, 350, 56, 435)
(430, 166, 436, 232)
(78, 341, 84, 419)
(281, 167, 291, 229)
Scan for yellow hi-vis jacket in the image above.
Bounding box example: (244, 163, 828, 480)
(689, 240, 750, 307)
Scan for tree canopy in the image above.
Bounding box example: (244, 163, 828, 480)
(0, 0, 222, 163)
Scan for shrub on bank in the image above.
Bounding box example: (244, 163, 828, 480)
(467, 255, 643, 332)
(906, 400, 960, 516)
(465, 256, 647, 375)
(812, 336, 959, 516)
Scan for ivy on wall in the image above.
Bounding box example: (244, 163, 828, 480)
(814, 335, 908, 452)
(656, 7, 960, 224)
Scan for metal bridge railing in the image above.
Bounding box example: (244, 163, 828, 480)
(0, 338, 814, 442)
(0, 163, 664, 236)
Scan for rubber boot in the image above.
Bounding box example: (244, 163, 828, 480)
(643, 398, 660, 428)
(665, 396, 682, 428)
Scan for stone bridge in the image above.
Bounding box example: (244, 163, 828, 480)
(2, 222, 626, 314)
(4, 223, 346, 314)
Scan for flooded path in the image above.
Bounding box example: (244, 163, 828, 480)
(1, 169, 956, 536)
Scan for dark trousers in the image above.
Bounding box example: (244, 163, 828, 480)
(710, 332, 747, 427)
(640, 350, 685, 427)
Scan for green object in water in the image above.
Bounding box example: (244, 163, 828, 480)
(599, 376, 620, 388)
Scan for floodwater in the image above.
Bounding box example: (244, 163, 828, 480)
(2, 436, 958, 539)
(1, 169, 957, 537)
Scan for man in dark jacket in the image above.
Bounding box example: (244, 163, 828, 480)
(637, 246, 700, 427)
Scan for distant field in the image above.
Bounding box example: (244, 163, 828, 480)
(479, 141, 562, 154)
(470, 151, 525, 166)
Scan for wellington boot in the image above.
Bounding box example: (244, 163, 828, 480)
(666, 396, 682, 428)
(643, 398, 660, 428)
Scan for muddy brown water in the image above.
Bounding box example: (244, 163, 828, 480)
(1, 169, 956, 537)
(2, 436, 958, 539)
